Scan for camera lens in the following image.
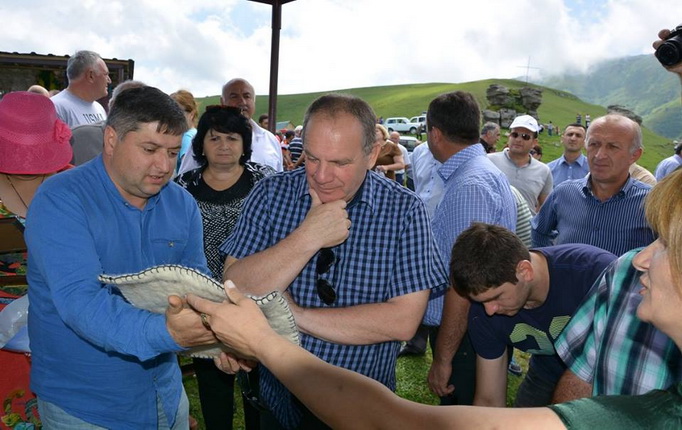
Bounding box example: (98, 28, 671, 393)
(656, 39, 682, 66)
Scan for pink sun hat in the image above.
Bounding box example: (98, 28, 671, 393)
(0, 91, 73, 175)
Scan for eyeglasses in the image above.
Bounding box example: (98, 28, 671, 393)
(316, 248, 338, 305)
(510, 131, 533, 141)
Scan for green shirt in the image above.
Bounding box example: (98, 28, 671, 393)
(549, 382, 682, 429)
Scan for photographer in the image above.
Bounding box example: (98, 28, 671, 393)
(655, 27, 682, 97)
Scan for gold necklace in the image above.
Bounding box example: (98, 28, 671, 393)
(5, 174, 45, 210)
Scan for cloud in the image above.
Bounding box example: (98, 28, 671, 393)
(1, 0, 682, 97)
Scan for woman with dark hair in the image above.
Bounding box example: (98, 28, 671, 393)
(175, 105, 274, 430)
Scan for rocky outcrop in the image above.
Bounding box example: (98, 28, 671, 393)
(486, 85, 513, 106)
(483, 84, 543, 127)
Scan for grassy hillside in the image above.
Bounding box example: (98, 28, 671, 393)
(197, 79, 675, 172)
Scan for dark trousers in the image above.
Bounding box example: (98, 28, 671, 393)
(429, 327, 477, 405)
(513, 361, 556, 407)
(260, 397, 330, 430)
(403, 323, 430, 352)
(193, 358, 261, 430)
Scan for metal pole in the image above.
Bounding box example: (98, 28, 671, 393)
(267, 1, 282, 133)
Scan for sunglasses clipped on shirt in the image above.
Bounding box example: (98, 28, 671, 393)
(510, 131, 533, 141)
(316, 248, 338, 305)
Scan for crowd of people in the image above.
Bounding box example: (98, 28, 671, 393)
(0, 28, 682, 430)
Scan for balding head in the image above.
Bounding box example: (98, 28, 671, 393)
(27, 85, 50, 97)
(221, 78, 256, 119)
(585, 114, 643, 190)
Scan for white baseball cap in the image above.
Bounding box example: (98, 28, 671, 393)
(509, 115, 539, 133)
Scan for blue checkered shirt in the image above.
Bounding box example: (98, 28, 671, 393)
(555, 249, 682, 395)
(531, 175, 655, 256)
(424, 144, 517, 326)
(221, 168, 448, 427)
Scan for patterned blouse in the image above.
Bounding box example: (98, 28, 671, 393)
(174, 161, 275, 281)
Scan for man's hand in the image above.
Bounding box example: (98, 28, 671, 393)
(186, 280, 278, 361)
(165, 295, 217, 347)
(297, 188, 350, 249)
(427, 359, 455, 397)
(654, 28, 682, 76)
(213, 351, 257, 374)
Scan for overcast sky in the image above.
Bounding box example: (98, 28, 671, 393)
(2, 0, 682, 97)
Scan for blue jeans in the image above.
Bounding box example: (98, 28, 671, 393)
(38, 389, 190, 429)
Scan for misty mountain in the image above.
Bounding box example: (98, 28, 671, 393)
(535, 54, 682, 140)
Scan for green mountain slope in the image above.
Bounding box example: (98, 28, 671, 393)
(197, 79, 674, 171)
(538, 54, 682, 140)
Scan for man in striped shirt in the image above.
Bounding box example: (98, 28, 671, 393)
(551, 30, 682, 402)
(530, 114, 655, 256)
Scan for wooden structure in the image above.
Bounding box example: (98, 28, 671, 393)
(0, 51, 134, 108)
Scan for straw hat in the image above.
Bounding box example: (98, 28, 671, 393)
(0, 91, 73, 174)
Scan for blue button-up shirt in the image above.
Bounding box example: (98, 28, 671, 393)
(410, 142, 443, 218)
(425, 144, 517, 325)
(547, 153, 590, 187)
(531, 175, 655, 255)
(26, 156, 207, 429)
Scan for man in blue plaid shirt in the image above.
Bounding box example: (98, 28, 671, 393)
(220, 93, 448, 429)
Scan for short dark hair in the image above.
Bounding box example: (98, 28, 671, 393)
(258, 114, 268, 124)
(450, 223, 530, 297)
(106, 86, 187, 140)
(426, 91, 480, 144)
(285, 130, 295, 139)
(192, 106, 252, 167)
(563, 123, 586, 131)
(302, 93, 376, 155)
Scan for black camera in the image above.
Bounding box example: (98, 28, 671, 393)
(655, 24, 682, 67)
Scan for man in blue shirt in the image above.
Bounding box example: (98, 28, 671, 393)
(26, 87, 216, 429)
(221, 93, 448, 429)
(422, 92, 517, 406)
(546, 123, 589, 187)
(531, 114, 655, 256)
(655, 141, 682, 181)
(450, 223, 616, 407)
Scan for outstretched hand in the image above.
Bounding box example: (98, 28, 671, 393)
(186, 280, 277, 363)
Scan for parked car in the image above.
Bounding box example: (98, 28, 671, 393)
(384, 117, 421, 134)
(399, 136, 421, 152)
(409, 115, 426, 130)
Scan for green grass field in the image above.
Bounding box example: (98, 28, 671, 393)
(183, 348, 530, 429)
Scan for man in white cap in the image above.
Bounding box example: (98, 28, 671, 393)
(488, 115, 553, 213)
